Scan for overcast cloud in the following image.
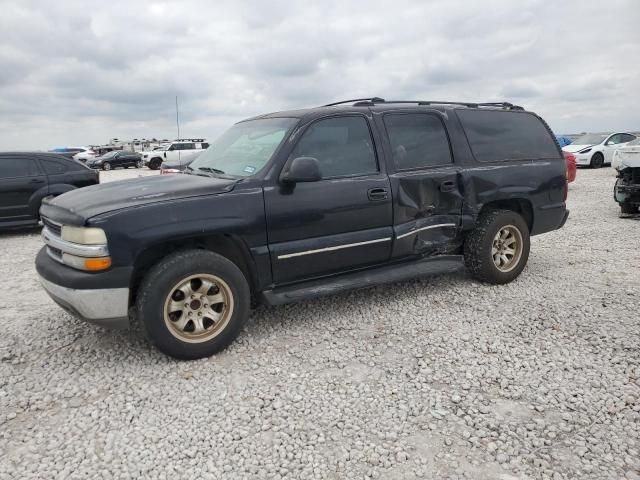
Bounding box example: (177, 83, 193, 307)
(1, 0, 639, 149)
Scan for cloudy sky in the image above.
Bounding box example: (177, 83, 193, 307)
(1, 0, 639, 150)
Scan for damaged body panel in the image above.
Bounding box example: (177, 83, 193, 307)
(614, 155, 640, 215)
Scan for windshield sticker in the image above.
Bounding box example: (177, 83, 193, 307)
(243, 166, 256, 174)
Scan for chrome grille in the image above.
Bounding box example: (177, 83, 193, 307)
(42, 217, 62, 237)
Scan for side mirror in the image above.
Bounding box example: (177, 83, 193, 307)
(281, 157, 322, 183)
(163, 152, 167, 158)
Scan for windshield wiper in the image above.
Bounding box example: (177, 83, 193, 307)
(198, 166, 226, 174)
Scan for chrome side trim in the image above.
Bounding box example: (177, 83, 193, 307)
(277, 237, 392, 260)
(42, 227, 109, 258)
(396, 223, 457, 240)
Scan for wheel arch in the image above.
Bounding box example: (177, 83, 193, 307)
(477, 198, 533, 233)
(129, 234, 258, 304)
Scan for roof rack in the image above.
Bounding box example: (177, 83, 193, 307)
(323, 98, 523, 110)
(323, 97, 385, 107)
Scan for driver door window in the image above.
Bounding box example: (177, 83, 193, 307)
(289, 116, 378, 179)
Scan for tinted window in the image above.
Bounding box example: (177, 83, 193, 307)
(0, 157, 37, 178)
(40, 158, 68, 174)
(182, 143, 195, 150)
(201, 143, 210, 149)
(457, 110, 560, 162)
(383, 113, 452, 169)
(290, 116, 377, 178)
(621, 134, 636, 143)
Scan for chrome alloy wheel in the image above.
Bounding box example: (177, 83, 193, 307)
(163, 274, 234, 343)
(491, 225, 523, 273)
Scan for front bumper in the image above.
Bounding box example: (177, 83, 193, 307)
(573, 152, 593, 166)
(36, 247, 131, 329)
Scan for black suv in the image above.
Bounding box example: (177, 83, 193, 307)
(0, 152, 99, 229)
(35, 99, 569, 359)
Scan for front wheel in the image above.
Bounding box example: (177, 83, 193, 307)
(621, 203, 637, 215)
(149, 158, 162, 170)
(102, 162, 111, 171)
(590, 153, 604, 169)
(464, 209, 530, 284)
(136, 250, 250, 359)
(136, 160, 144, 168)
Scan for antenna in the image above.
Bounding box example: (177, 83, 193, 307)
(175, 96, 180, 139)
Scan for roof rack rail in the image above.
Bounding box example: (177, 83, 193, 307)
(323, 97, 385, 107)
(323, 98, 523, 110)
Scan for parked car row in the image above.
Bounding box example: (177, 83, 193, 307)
(562, 132, 637, 168)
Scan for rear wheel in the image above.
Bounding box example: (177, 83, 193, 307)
(464, 209, 530, 284)
(590, 152, 604, 168)
(136, 250, 250, 360)
(136, 160, 144, 168)
(102, 162, 111, 171)
(149, 158, 162, 170)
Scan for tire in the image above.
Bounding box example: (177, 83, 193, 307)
(136, 160, 144, 168)
(149, 158, 162, 170)
(136, 250, 250, 360)
(124, 165, 129, 169)
(621, 203, 637, 214)
(464, 209, 530, 284)
(590, 152, 604, 169)
(102, 162, 111, 171)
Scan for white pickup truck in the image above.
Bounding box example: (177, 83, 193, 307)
(142, 140, 209, 170)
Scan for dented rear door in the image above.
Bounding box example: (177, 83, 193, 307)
(376, 111, 463, 258)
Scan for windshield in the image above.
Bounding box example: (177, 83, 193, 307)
(189, 118, 298, 177)
(102, 151, 118, 158)
(572, 133, 607, 145)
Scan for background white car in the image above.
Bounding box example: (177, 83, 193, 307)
(562, 132, 637, 168)
(612, 137, 640, 170)
(142, 139, 209, 170)
(71, 146, 98, 163)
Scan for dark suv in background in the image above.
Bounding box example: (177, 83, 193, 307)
(36, 98, 568, 359)
(0, 152, 98, 228)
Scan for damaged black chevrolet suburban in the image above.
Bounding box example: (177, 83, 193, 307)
(36, 98, 569, 359)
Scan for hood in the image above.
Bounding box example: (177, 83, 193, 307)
(615, 148, 640, 170)
(562, 144, 593, 153)
(41, 173, 238, 225)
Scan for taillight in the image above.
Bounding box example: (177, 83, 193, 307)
(161, 169, 180, 174)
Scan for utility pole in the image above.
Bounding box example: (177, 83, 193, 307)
(175, 96, 180, 140)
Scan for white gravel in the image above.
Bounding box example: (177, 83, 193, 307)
(0, 167, 638, 480)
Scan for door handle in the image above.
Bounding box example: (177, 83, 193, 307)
(439, 180, 456, 192)
(30, 178, 45, 184)
(367, 188, 388, 201)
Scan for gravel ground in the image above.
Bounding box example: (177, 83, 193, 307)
(1, 167, 638, 480)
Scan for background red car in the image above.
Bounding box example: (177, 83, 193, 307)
(564, 151, 577, 183)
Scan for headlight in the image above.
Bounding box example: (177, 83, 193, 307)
(578, 148, 592, 154)
(61, 226, 107, 245)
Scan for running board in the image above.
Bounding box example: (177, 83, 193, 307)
(261, 255, 464, 306)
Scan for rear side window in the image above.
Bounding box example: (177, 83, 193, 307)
(290, 116, 378, 178)
(457, 110, 560, 162)
(0, 157, 38, 178)
(383, 113, 452, 169)
(39, 158, 68, 174)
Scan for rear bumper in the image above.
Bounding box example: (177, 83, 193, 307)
(531, 204, 569, 235)
(36, 247, 131, 328)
